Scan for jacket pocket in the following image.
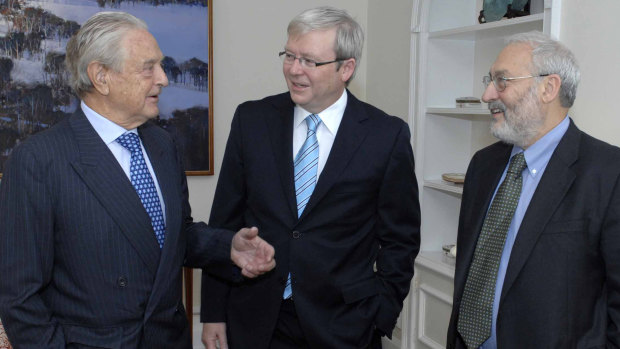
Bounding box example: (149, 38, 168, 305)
(63, 324, 122, 349)
(341, 277, 382, 304)
(543, 219, 587, 234)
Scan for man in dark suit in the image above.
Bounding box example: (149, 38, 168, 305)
(0, 12, 275, 348)
(447, 31, 620, 348)
(200, 6, 421, 349)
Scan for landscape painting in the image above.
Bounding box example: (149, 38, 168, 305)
(0, 0, 213, 176)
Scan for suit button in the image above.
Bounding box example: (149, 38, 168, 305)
(292, 231, 301, 239)
(117, 276, 128, 288)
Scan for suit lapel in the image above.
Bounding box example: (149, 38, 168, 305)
(139, 122, 183, 320)
(68, 111, 161, 275)
(139, 122, 181, 265)
(266, 94, 298, 219)
(500, 122, 580, 302)
(298, 91, 369, 221)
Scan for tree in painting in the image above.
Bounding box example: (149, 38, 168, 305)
(0, 0, 211, 172)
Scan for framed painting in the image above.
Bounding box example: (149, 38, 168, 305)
(0, 0, 214, 177)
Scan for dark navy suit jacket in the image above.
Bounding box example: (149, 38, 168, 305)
(0, 109, 236, 348)
(447, 121, 620, 348)
(200, 91, 421, 349)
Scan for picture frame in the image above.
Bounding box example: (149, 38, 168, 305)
(0, 0, 214, 177)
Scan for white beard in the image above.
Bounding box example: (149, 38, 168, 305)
(489, 86, 545, 148)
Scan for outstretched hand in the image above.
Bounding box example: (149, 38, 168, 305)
(231, 227, 275, 278)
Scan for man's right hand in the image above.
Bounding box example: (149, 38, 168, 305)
(202, 322, 228, 349)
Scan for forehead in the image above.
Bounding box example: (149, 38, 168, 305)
(121, 29, 163, 62)
(285, 28, 337, 57)
(491, 43, 533, 75)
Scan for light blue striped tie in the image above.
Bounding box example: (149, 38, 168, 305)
(283, 114, 321, 299)
(117, 132, 166, 249)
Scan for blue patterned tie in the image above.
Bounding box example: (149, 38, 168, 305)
(116, 132, 166, 249)
(283, 114, 321, 299)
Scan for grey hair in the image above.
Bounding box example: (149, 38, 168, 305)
(287, 6, 364, 84)
(507, 31, 580, 108)
(65, 11, 148, 97)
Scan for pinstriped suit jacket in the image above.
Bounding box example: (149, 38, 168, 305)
(0, 109, 235, 348)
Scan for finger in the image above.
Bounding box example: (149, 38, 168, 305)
(239, 226, 258, 240)
(263, 243, 275, 260)
(242, 269, 258, 278)
(259, 260, 276, 272)
(205, 339, 217, 349)
(219, 332, 229, 349)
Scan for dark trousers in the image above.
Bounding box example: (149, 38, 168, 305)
(268, 299, 382, 349)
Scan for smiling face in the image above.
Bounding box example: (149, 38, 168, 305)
(283, 28, 354, 114)
(105, 28, 168, 129)
(483, 43, 547, 148)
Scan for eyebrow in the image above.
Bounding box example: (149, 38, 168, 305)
(142, 57, 163, 67)
(283, 48, 321, 61)
(491, 69, 508, 77)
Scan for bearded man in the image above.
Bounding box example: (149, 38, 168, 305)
(446, 31, 620, 349)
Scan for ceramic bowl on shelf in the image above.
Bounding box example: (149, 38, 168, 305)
(442, 173, 465, 184)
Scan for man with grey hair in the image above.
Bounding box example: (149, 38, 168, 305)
(447, 31, 620, 348)
(200, 6, 420, 349)
(0, 11, 275, 348)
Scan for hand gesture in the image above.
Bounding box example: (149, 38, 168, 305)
(231, 227, 275, 278)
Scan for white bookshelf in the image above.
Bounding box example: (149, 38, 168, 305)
(400, 1, 562, 348)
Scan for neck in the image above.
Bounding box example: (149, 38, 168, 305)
(522, 106, 568, 149)
(82, 94, 144, 130)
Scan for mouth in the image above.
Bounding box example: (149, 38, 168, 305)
(488, 102, 505, 117)
(289, 81, 309, 91)
(147, 93, 160, 102)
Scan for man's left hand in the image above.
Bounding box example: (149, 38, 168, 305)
(231, 227, 275, 278)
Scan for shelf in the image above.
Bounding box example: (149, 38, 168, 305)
(424, 179, 463, 195)
(426, 107, 490, 116)
(415, 251, 455, 278)
(429, 13, 544, 41)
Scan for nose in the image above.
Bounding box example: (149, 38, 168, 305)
(481, 82, 498, 103)
(156, 63, 169, 87)
(288, 57, 304, 75)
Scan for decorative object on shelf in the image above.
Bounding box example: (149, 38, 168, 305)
(442, 173, 465, 184)
(0, 319, 12, 349)
(456, 97, 482, 108)
(442, 244, 456, 265)
(479, 0, 532, 23)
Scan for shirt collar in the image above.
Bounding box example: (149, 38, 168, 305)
(81, 101, 138, 145)
(510, 115, 570, 178)
(294, 89, 347, 135)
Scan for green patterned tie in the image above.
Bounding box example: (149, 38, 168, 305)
(457, 152, 527, 348)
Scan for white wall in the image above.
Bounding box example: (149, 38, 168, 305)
(366, 0, 413, 120)
(560, 0, 620, 147)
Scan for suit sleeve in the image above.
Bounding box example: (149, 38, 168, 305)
(602, 174, 620, 346)
(200, 106, 248, 322)
(373, 122, 421, 336)
(0, 143, 66, 348)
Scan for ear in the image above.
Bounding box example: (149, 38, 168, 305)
(540, 73, 561, 104)
(87, 61, 110, 95)
(339, 58, 356, 83)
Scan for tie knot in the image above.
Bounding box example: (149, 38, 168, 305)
(507, 152, 527, 174)
(305, 114, 321, 133)
(116, 132, 141, 153)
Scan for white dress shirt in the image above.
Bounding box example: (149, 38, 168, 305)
(292, 90, 347, 178)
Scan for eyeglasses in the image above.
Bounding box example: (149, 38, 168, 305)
(483, 73, 550, 92)
(279, 51, 345, 69)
